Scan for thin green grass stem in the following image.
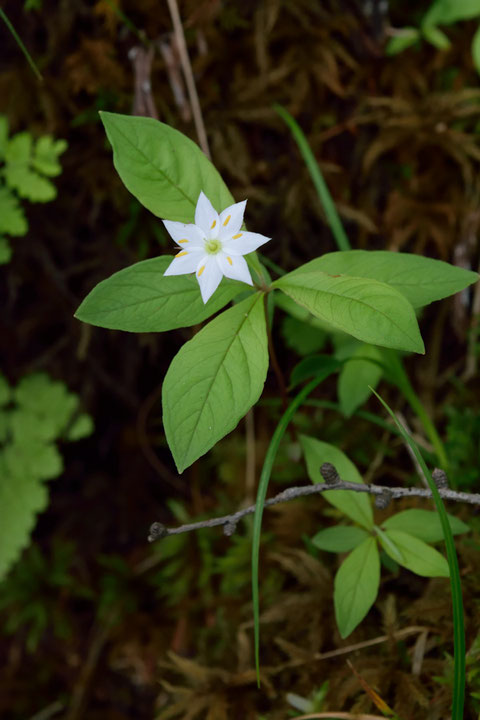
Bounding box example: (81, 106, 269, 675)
(371, 388, 465, 720)
(252, 376, 324, 685)
(0, 7, 42, 81)
(103, 0, 149, 45)
(385, 351, 449, 471)
(259, 397, 435, 461)
(273, 103, 351, 252)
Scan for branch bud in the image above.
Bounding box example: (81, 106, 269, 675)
(320, 462, 340, 485)
(148, 522, 168, 542)
(432, 468, 449, 489)
(374, 489, 393, 509)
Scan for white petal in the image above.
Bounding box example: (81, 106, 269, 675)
(216, 253, 253, 286)
(222, 230, 271, 256)
(218, 199, 247, 239)
(195, 191, 220, 238)
(196, 256, 223, 303)
(164, 249, 204, 276)
(163, 220, 205, 249)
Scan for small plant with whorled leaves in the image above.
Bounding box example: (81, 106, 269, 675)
(303, 437, 470, 637)
(75, 112, 477, 710)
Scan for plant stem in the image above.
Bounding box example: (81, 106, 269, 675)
(372, 388, 465, 720)
(0, 7, 42, 81)
(252, 376, 325, 685)
(384, 350, 449, 471)
(264, 294, 288, 411)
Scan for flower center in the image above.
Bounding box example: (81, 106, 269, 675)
(205, 238, 222, 255)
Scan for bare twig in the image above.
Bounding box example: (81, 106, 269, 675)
(129, 45, 159, 119)
(157, 35, 191, 122)
(292, 713, 391, 720)
(271, 625, 430, 674)
(165, 0, 211, 158)
(148, 471, 480, 542)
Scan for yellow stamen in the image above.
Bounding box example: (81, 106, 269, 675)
(223, 215, 231, 226)
(232, 233, 242, 239)
(198, 265, 205, 277)
(227, 256, 233, 265)
(178, 239, 188, 244)
(211, 220, 216, 229)
(176, 251, 188, 258)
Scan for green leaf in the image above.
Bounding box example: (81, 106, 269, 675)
(383, 509, 469, 543)
(0, 458, 49, 580)
(10, 409, 59, 444)
(300, 435, 374, 529)
(100, 112, 234, 222)
(385, 28, 420, 55)
(66, 413, 94, 441)
(4, 132, 57, 201)
(290, 354, 341, 388)
(423, 0, 480, 26)
(0, 116, 8, 160)
(472, 24, 480, 75)
(421, 24, 451, 49)
(0, 411, 8, 442)
(32, 136, 67, 177)
(5, 166, 56, 201)
(274, 271, 424, 353)
(288, 251, 478, 308)
(14, 373, 78, 438)
(0, 186, 28, 236)
(75, 256, 245, 332)
(334, 537, 380, 638)
(163, 293, 268, 472)
(380, 529, 450, 577)
(281, 316, 326, 356)
(0, 374, 10, 406)
(338, 344, 383, 417)
(312, 525, 370, 553)
(5, 131, 31, 164)
(4, 441, 63, 481)
(0, 236, 12, 264)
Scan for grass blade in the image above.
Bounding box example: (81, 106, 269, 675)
(252, 374, 333, 684)
(370, 387, 465, 718)
(0, 7, 42, 81)
(273, 103, 351, 252)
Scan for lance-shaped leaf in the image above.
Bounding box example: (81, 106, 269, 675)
(334, 537, 380, 638)
(287, 250, 478, 309)
(163, 293, 268, 472)
(75, 257, 245, 332)
(382, 509, 469, 543)
(338, 343, 384, 417)
(312, 525, 370, 553)
(274, 271, 424, 353)
(379, 529, 449, 577)
(100, 112, 234, 222)
(300, 435, 374, 529)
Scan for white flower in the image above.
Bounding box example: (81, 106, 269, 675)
(163, 191, 271, 303)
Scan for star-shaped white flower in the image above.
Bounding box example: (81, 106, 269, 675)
(163, 191, 271, 303)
